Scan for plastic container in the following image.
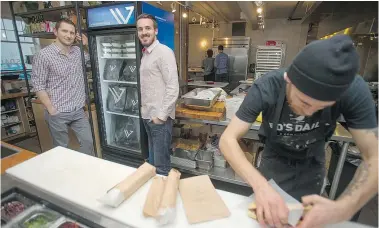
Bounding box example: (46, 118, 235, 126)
(213, 154, 228, 168)
(1, 193, 36, 222)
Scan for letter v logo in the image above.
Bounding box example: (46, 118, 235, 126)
(109, 6, 135, 24)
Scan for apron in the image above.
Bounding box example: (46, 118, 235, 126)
(258, 85, 329, 200)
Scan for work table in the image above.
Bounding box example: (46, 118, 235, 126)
(4, 147, 370, 228)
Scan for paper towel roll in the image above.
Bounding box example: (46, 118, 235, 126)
(99, 162, 156, 207)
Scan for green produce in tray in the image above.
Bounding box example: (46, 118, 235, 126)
(23, 214, 53, 228)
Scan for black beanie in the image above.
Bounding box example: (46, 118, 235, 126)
(287, 35, 359, 101)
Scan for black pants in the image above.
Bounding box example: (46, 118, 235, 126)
(258, 149, 325, 201)
(204, 72, 215, 81)
(215, 73, 228, 82)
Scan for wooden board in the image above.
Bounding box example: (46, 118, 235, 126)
(184, 101, 226, 112)
(176, 106, 225, 121)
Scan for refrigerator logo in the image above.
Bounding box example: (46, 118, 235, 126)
(109, 6, 135, 24)
(110, 65, 117, 71)
(132, 100, 138, 106)
(124, 129, 134, 138)
(129, 66, 136, 72)
(109, 87, 126, 103)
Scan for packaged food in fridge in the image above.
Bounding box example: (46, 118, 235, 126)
(114, 116, 140, 149)
(120, 59, 137, 82)
(123, 42, 135, 47)
(1, 192, 36, 221)
(103, 59, 124, 81)
(112, 43, 122, 48)
(112, 48, 122, 53)
(124, 87, 139, 115)
(107, 85, 127, 113)
(102, 43, 112, 47)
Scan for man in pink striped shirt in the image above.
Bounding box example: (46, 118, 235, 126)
(31, 18, 94, 155)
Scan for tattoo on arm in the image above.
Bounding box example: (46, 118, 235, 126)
(365, 128, 378, 139)
(339, 161, 370, 199)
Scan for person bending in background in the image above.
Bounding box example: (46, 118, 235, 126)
(214, 45, 229, 82)
(202, 49, 215, 81)
(137, 14, 179, 176)
(31, 18, 94, 156)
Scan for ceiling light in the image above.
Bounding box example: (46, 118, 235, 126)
(182, 13, 188, 18)
(171, 2, 176, 13)
(257, 7, 262, 14)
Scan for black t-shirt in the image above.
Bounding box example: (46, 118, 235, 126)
(236, 69, 377, 149)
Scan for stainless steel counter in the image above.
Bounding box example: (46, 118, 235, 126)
(187, 81, 229, 88)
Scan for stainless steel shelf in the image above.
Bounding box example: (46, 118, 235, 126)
(1, 109, 19, 114)
(173, 165, 249, 187)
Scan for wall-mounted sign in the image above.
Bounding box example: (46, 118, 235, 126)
(265, 40, 283, 47)
(87, 3, 136, 28)
(142, 2, 174, 51)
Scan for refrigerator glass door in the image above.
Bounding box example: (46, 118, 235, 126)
(94, 33, 141, 152)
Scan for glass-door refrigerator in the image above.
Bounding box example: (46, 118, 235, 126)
(86, 2, 147, 166)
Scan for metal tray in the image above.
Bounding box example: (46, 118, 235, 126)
(171, 149, 197, 169)
(1, 188, 104, 228)
(1, 192, 36, 222)
(195, 150, 214, 171)
(214, 155, 229, 168)
(19, 207, 62, 228)
(52, 217, 90, 228)
(181, 88, 221, 107)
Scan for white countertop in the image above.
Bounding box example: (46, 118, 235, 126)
(5, 147, 369, 228)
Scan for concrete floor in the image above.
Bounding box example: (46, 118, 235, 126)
(3, 136, 379, 227)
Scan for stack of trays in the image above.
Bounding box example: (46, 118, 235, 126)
(102, 42, 136, 58)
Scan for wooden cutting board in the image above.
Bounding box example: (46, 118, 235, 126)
(176, 106, 225, 121)
(184, 101, 226, 112)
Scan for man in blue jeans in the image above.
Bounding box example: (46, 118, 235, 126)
(214, 45, 229, 82)
(137, 14, 179, 175)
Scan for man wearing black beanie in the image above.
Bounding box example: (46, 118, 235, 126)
(219, 35, 378, 228)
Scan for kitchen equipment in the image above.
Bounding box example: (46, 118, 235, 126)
(182, 88, 221, 108)
(255, 45, 286, 79)
(195, 150, 213, 171)
(170, 149, 197, 169)
(213, 154, 228, 168)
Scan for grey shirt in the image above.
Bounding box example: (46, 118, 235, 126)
(202, 57, 215, 75)
(140, 40, 179, 121)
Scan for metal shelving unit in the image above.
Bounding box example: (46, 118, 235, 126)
(255, 45, 286, 79)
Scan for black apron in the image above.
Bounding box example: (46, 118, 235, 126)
(258, 85, 328, 200)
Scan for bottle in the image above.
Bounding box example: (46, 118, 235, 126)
(39, 14, 46, 32)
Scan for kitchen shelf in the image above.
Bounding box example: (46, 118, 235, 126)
(2, 132, 26, 140)
(14, 5, 76, 17)
(103, 80, 137, 85)
(1, 109, 19, 114)
(19, 32, 56, 39)
(105, 111, 139, 119)
(2, 122, 22, 128)
(1, 70, 32, 75)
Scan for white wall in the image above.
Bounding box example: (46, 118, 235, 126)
(188, 19, 308, 68)
(188, 24, 220, 67)
(246, 19, 308, 67)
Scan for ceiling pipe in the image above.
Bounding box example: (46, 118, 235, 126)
(237, 1, 259, 30)
(203, 2, 230, 23)
(300, 1, 323, 24)
(288, 1, 301, 20)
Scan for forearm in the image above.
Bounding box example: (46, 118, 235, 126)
(36, 90, 54, 112)
(337, 149, 378, 217)
(219, 135, 268, 190)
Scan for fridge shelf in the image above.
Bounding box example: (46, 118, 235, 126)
(103, 80, 137, 85)
(101, 57, 135, 59)
(106, 111, 139, 119)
